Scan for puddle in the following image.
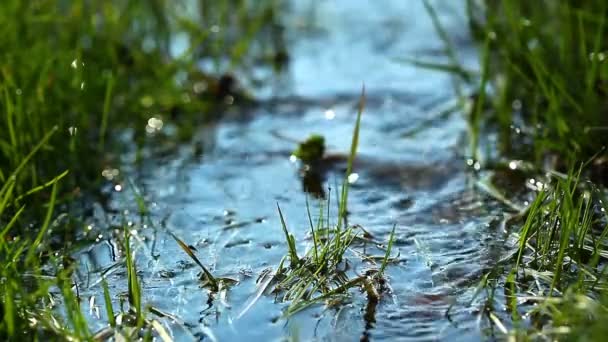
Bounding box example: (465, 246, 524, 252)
(73, 1, 514, 340)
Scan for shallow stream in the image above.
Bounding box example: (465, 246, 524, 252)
(74, 2, 517, 340)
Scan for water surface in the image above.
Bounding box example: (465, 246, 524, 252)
(75, 1, 512, 340)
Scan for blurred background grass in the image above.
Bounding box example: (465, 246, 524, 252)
(465, 0, 608, 167)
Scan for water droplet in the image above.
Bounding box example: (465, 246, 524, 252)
(289, 154, 297, 163)
(224, 95, 234, 105)
(466, 158, 481, 171)
(347, 173, 359, 184)
(15, 88, 22, 96)
(68, 126, 78, 136)
(512, 99, 522, 111)
(527, 39, 539, 50)
(535, 181, 545, 190)
(102, 168, 120, 180)
(193, 82, 207, 94)
(70, 59, 84, 69)
(114, 184, 123, 192)
(589, 52, 606, 62)
(324, 109, 335, 120)
(488, 31, 497, 40)
(140, 95, 154, 108)
(210, 25, 220, 33)
(509, 161, 518, 170)
(146, 117, 164, 134)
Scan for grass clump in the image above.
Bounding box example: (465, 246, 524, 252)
(420, 1, 608, 169)
(0, 141, 89, 340)
(273, 200, 396, 317)
(465, 0, 608, 165)
(421, 1, 608, 338)
(469, 165, 608, 339)
(293, 134, 326, 164)
(92, 226, 179, 341)
(269, 88, 395, 316)
(0, 0, 282, 206)
(0, 0, 282, 338)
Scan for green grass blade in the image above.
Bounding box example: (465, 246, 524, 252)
(99, 72, 115, 151)
(0, 205, 25, 241)
(170, 231, 218, 289)
(277, 203, 299, 268)
(338, 86, 365, 227)
(0, 126, 58, 196)
(26, 179, 58, 265)
(14, 169, 69, 203)
(124, 226, 143, 327)
(101, 278, 116, 327)
(379, 224, 396, 275)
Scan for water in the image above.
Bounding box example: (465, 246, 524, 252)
(74, 1, 515, 340)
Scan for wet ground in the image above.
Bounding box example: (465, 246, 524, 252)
(74, 1, 516, 341)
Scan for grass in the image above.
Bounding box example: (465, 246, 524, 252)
(466, 0, 608, 164)
(419, 1, 608, 165)
(0, 0, 283, 199)
(416, 1, 608, 338)
(468, 166, 608, 339)
(472, 1, 608, 337)
(415, 0, 608, 339)
(0, 0, 282, 339)
(268, 88, 397, 317)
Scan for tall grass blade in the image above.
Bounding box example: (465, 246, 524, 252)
(26, 179, 58, 265)
(101, 278, 116, 327)
(170, 231, 218, 289)
(338, 85, 365, 226)
(379, 224, 396, 275)
(277, 203, 299, 268)
(124, 226, 143, 327)
(0, 126, 58, 196)
(99, 73, 115, 151)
